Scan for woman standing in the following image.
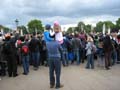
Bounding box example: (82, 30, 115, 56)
(85, 36, 95, 69)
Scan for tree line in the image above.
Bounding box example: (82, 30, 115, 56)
(67, 18, 120, 33)
(0, 18, 120, 34)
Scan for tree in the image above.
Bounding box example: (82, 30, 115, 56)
(0, 25, 11, 33)
(95, 21, 104, 32)
(116, 18, 120, 30)
(18, 25, 28, 35)
(0, 25, 3, 30)
(104, 21, 115, 33)
(85, 24, 92, 33)
(3, 27, 11, 33)
(104, 21, 115, 29)
(27, 19, 44, 34)
(95, 21, 115, 33)
(66, 27, 74, 34)
(74, 27, 79, 32)
(77, 22, 85, 32)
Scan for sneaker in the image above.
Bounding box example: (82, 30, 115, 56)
(106, 67, 110, 70)
(23, 73, 28, 75)
(34, 67, 38, 71)
(86, 67, 90, 69)
(55, 84, 64, 89)
(50, 84, 55, 88)
(13, 74, 18, 77)
(91, 67, 94, 69)
(9, 75, 12, 77)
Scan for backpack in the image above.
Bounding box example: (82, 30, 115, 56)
(2, 41, 12, 54)
(92, 44, 97, 54)
(21, 45, 29, 55)
(68, 52, 74, 61)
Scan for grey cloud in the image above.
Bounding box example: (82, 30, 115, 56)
(21, 0, 120, 18)
(0, 0, 120, 28)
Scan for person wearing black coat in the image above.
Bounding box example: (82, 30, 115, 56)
(103, 35, 113, 70)
(2, 35, 18, 77)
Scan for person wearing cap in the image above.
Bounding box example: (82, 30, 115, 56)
(43, 24, 54, 66)
(43, 24, 53, 42)
(53, 21, 63, 44)
(46, 35, 64, 89)
(49, 21, 63, 44)
(51, 21, 67, 66)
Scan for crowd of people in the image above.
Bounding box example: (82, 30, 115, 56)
(0, 21, 120, 89)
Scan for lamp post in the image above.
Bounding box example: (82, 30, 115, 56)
(15, 19, 19, 31)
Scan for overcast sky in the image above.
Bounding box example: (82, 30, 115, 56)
(0, 0, 120, 29)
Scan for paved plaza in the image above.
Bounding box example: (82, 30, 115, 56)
(0, 63, 120, 90)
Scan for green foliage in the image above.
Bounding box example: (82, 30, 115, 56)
(85, 24, 92, 33)
(1, 18, 120, 35)
(0, 25, 10, 33)
(3, 27, 11, 33)
(66, 27, 74, 34)
(18, 25, 28, 34)
(77, 22, 85, 32)
(27, 19, 44, 34)
(104, 21, 115, 29)
(95, 21, 103, 32)
(95, 21, 115, 33)
(116, 18, 120, 29)
(74, 27, 79, 32)
(0, 25, 3, 30)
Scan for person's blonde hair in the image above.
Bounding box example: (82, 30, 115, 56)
(87, 36, 93, 42)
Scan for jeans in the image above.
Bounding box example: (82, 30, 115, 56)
(32, 52, 40, 68)
(48, 57, 61, 87)
(111, 49, 117, 65)
(86, 54, 94, 69)
(117, 48, 120, 62)
(98, 48, 104, 66)
(81, 48, 86, 63)
(61, 48, 68, 66)
(22, 55, 29, 74)
(79, 48, 82, 63)
(73, 49, 80, 65)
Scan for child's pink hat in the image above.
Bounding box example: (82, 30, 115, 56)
(54, 21, 60, 26)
